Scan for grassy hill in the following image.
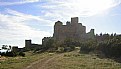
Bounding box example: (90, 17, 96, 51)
(0, 51, 50, 69)
(0, 50, 121, 69)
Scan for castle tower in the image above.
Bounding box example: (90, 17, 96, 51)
(54, 21, 63, 41)
(71, 17, 78, 25)
(25, 40, 31, 48)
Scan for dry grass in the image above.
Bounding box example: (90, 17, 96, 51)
(0, 51, 50, 69)
(0, 51, 121, 69)
(45, 52, 121, 69)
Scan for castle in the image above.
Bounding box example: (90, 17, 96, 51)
(25, 17, 95, 49)
(42, 17, 95, 45)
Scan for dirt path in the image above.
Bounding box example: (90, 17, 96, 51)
(25, 53, 64, 69)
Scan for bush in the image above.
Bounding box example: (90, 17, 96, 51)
(96, 38, 121, 58)
(60, 39, 76, 52)
(19, 52, 25, 57)
(5, 51, 17, 57)
(0, 52, 6, 56)
(80, 41, 96, 53)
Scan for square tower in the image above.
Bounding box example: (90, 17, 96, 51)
(25, 40, 31, 48)
(71, 17, 78, 25)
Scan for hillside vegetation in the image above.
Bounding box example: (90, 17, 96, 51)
(1, 50, 121, 69)
(0, 51, 50, 69)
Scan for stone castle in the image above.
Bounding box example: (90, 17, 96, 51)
(25, 17, 95, 48)
(42, 17, 95, 45)
(53, 17, 95, 42)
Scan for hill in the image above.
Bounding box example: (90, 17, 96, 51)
(1, 49, 121, 69)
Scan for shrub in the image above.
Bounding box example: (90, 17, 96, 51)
(80, 41, 96, 53)
(5, 51, 17, 57)
(19, 52, 25, 57)
(96, 38, 121, 58)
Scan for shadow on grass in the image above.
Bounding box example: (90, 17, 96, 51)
(80, 50, 121, 63)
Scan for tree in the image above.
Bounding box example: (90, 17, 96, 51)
(60, 39, 76, 52)
(42, 38, 57, 52)
(2, 45, 8, 49)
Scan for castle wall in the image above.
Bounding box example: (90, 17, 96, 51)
(25, 40, 41, 50)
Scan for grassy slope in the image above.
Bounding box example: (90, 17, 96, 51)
(1, 51, 121, 69)
(0, 51, 50, 69)
(51, 53, 121, 69)
(42, 51, 121, 69)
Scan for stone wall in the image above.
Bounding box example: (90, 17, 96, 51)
(25, 40, 41, 50)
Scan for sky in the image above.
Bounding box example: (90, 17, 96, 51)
(0, 0, 121, 48)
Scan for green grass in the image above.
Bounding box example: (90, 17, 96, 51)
(46, 52, 121, 69)
(0, 51, 51, 69)
(0, 51, 121, 69)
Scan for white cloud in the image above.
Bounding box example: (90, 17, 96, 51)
(0, 0, 40, 6)
(0, 0, 121, 47)
(5, 9, 52, 26)
(0, 9, 52, 47)
(38, 0, 121, 18)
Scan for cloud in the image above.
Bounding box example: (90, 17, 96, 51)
(0, 0, 40, 6)
(0, 0, 121, 47)
(37, 0, 121, 18)
(111, 13, 121, 16)
(3, 9, 53, 26)
(0, 9, 52, 47)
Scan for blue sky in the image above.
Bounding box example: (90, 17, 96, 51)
(0, 0, 121, 48)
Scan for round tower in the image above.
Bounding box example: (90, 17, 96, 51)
(54, 21, 63, 41)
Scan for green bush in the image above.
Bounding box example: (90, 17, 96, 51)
(5, 51, 17, 57)
(80, 40, 96, 53)
(96, 38, 121, 58)
(19, 52, 25, 57)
